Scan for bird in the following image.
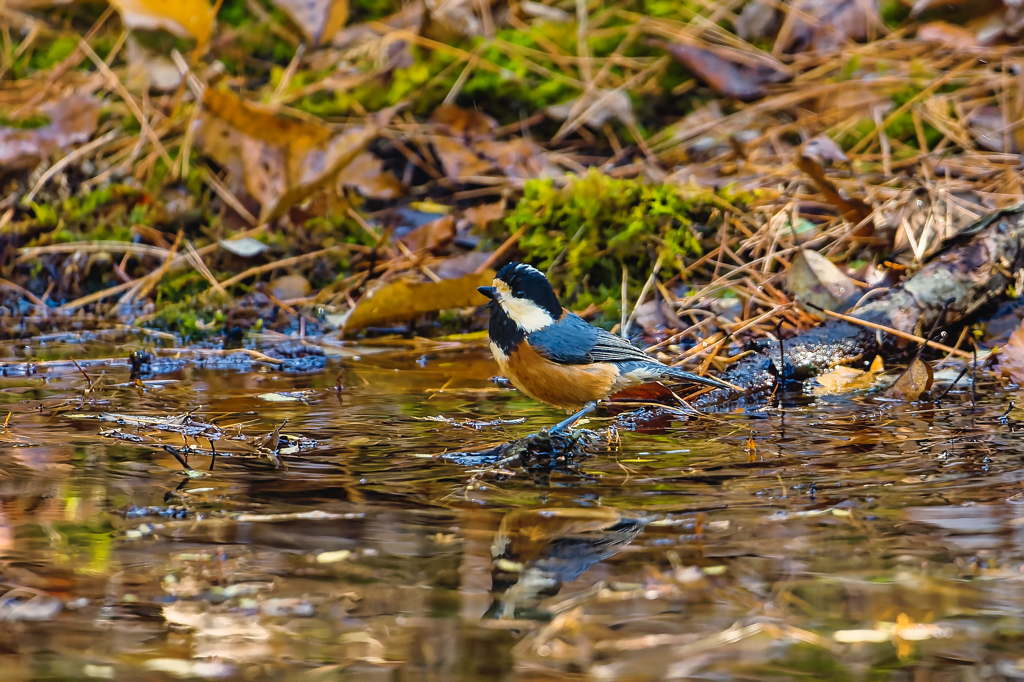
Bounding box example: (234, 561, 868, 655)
(478, 262, 734, 432)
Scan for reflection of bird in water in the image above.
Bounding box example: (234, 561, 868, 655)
(485, 507, 643, 620)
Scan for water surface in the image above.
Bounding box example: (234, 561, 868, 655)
(0, 337, 1021, 681)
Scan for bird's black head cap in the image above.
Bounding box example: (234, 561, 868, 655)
(495, 262, 562, 320)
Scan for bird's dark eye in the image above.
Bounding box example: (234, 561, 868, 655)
(513, 289, 525, 298)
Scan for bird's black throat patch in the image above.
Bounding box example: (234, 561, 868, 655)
(487, 300, 525, 355)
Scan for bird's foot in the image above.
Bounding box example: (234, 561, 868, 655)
(547, 401, 599, 435)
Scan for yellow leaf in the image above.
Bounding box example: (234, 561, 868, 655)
(109, 0, 214, 43)
(812, 355, 884, 396)
(343, 271, 494, 332)
(197, 88, 375, 222)
(883, 357, 934, 401)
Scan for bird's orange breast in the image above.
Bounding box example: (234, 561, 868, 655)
(492, 341, 618, 411)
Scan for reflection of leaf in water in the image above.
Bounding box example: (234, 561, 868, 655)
(108, 0, 215, 42)
(272, 0, 348, 45)
(812, 355, 884, 395)
(344, 270, 494, 332)
(0, 94, 100, 170)
(883, 357, 933, 401)
(197, 88, 374, 222)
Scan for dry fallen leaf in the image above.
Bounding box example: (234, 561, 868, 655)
(782, 0, 879, 53)
(909, 0, 975, 18)
(735, 0, 778, 41)
(812, 356, 884, 396)
(0, 93, 100, 171)
(343, 270, 494, 332)
(109, 0, 215, 43)
(125, 36, 183, 92)
(461, 201, 504, 230)
(425, 0, 484, 37)
(272, 0, 348, 45)
(476, 138, 559, 180)
(431, 251, 492, 278)
(998, 318, 1024, 384)
(787, 248, 860, 313)
(219, 237, 269, 257)
(432, 136, 495, 180)
(883, 357, 934, 401)
(337, 151, 403, 199)
(795, 141, 873, 224)
(430, 103, 496, 137)
(197, 89, 374, 222)
(916, 21, 979, 48)
(399, 214, 456, 252)
(659, 42, 787, 101)
(269, 274, 311, 300)
(801, 133, 848, 165)
(547, 89, 637, 129)
(968, 106, 1016, 154)
(892, 187, 985, 264)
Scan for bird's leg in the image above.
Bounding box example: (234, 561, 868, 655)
(547, 401, 598, 435)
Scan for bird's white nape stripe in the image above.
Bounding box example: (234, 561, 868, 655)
(512, 263, 542, 277)
(494, 279, 554, 333)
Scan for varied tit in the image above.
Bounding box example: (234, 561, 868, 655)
(477, 262, 733, 415)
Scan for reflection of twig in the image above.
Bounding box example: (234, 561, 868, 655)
(70, 359, 94, 392)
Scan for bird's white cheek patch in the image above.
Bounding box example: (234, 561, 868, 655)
(501, 297, 553, 333)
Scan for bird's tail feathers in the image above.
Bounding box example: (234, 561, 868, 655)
(623, 362, 735, 392)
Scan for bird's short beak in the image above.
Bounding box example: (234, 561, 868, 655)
(477, 286, 498, 300)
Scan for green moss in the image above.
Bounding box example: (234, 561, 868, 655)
(838, 54, 862, 82)
(0, 112, 51, 129)
(880, 0, 911, 26)
(29, 203, 59, 228)
(218, 0, 250, 26)
(294, 27, 581, 122)
(501, 169, 718, 325)
(25, 36, 77, 74)
(351, 0, 399, 23)
(148, 302, 210, 341)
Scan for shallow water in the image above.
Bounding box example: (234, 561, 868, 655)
(1, 337, 1023, 681)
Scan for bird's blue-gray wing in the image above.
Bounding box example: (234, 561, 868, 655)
(528, 314, 650, 365)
